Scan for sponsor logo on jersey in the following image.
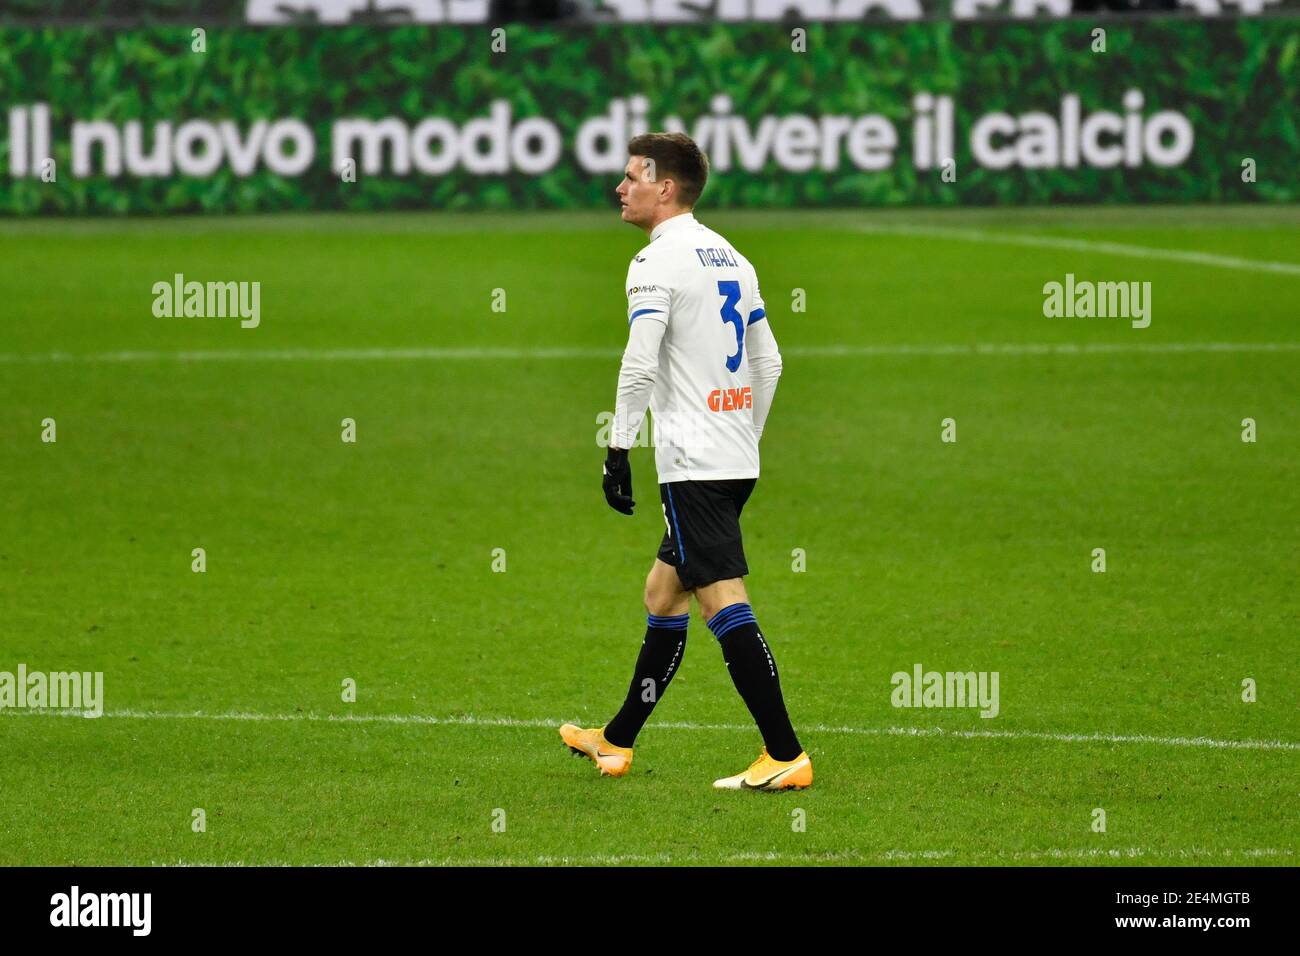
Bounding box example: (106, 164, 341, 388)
(707, 387, 753, 412)
(627, 284, 660, 296)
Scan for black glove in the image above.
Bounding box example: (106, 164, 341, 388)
(602, 447, 635, 515)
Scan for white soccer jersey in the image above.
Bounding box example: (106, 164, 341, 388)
(612, 212, 782, 483)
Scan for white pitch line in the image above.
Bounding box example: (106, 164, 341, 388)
(7, 708, 1298, 752)
(855, 223, 1300, 276)
(791, 341, 1300, 357)
(0, 341, 1297, 365)
(150, 846, 1293, 867)
(0, 346, 621, 364)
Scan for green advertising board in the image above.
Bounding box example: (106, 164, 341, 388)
(1, 19, 1295, 213)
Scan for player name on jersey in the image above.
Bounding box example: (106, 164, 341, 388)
(695, 246, 740, 268)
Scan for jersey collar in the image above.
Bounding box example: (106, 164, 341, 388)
(650, 211, 697, 242)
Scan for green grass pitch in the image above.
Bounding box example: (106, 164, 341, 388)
(0, 205, 1296, 866)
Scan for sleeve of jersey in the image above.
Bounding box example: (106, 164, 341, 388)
(745, 286, 782, 441)
(612, 257, 672, 449)
(612, 317, 667, 449)
(624, 257, 671, 328)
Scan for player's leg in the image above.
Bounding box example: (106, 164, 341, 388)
(559, 511, 693, 776)
(688, 480, 809, 790)
(644, 555, 693, 617)
(693, 577, 748, 620)
(602, 558, 692, 748)
(696, 576, 804, 766)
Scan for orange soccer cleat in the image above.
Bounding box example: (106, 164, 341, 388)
(559, 723, 634, 778)
(713, 747, 812, 791)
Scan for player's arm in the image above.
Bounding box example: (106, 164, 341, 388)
(603, 257, 671, 514)
(612, 316, 668, 451)
(745, 281, 782, 440)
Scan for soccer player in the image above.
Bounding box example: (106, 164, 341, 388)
(559, 132, 812, 791)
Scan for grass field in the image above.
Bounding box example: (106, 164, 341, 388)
(0, 205, 1296, 866)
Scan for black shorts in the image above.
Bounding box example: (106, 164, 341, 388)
(657, 478, 757, 590)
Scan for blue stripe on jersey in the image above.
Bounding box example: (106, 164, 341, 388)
(746, 307, 767, 326)
(629, 308, 664, 324)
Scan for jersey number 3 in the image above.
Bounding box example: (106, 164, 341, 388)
(717, 280, 744, 373)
